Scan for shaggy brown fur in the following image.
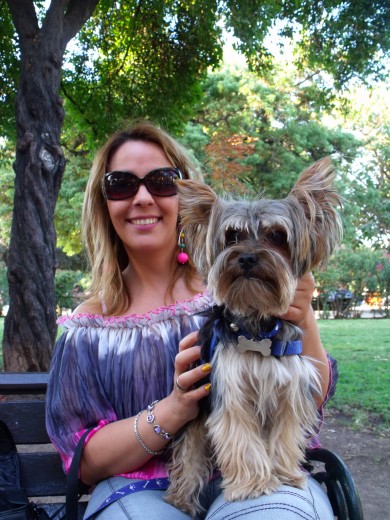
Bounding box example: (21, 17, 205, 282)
(165, 158, 342, 516)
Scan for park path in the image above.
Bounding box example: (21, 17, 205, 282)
(320, 412, 390, 519)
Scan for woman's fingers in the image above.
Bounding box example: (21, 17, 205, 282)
(175, 344, 201, 373)
(178, 330, 199, 352)
(175, 330, 212, 396)
(175, 361, 212, 393)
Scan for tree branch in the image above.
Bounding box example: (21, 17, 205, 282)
(63, 0, 100, 43)
(6, 0, 38, 40)
(294, 70, 321, 88)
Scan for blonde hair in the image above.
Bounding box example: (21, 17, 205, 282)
(82, 120, 200, 315)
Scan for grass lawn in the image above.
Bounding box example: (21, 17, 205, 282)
(0, 317, 389, 431)
(318, 318, 390, 432)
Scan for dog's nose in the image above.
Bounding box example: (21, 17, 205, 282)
(238, 253, 258, 270)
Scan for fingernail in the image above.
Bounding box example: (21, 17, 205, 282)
(204, 383, 212, 392)
(201, 363, 212, 373)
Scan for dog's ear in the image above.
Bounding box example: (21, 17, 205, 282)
(177, 180, 218, 276)
(288, 158, 343, 269)
(177, 180, 217, 227)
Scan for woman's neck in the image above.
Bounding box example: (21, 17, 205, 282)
(122, 257, 204, 315)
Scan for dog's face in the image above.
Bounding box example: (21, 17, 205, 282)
(178, 158, 342, 320)
(200, 199, 305, 318)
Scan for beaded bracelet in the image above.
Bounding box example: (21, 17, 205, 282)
(146, 400, 173, 441)
(133, 411, 165, 456)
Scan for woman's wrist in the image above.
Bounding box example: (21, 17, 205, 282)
(297, 305, 317, 332)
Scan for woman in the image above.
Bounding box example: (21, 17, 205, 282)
(46, 121, 336, 519)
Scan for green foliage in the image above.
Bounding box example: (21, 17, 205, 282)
(2, 0, 389, 143)
(55, 153, 90, 255)
(61, 0, 223, 145)
(0, 4, 19, 141)
(0, 264, 8, 308)
(188, 65, 362, 196)
(315, 247, 390, 300)
(0, 141, 15, 247)
(224, 0, 390, 88)
(54, 270, 91, 312)
(282, 0, 390, 87)
(183, 63, 389, 252)
(331, 83, 390, 249)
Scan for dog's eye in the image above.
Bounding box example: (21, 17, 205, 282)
(225, 229, 246, 245)
(266, 230, 288, 246)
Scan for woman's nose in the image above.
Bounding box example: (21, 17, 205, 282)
(132, 184, 155, 205)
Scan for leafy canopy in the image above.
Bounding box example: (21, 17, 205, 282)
(1, 0, 389, 143)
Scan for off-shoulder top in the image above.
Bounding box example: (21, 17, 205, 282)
(45, 291, 337, 481)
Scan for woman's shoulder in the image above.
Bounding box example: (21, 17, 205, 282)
(58, 291, 213, 329)
(72, 297, 103, 315)
(56, 297, 106, 329)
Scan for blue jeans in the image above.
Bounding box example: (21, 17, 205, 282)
(84, 475, 334, 519)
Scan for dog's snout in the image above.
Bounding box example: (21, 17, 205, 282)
(238, 253, 258, 270)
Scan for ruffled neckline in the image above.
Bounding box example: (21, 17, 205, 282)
(57, 291, 213, 328)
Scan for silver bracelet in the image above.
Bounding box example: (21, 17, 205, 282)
(146, 400, 173, 441)
(133, 411, 165, 456)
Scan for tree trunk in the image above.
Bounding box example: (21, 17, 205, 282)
(3, 0, 99, 371)
(3, 43, 65, 371)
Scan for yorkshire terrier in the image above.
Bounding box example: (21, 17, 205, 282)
(165, 158, 342, 516)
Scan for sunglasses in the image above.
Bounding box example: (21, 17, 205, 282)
(102, 167, 183, 200)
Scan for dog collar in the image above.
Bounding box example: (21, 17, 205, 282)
(209, 318, 302, 358)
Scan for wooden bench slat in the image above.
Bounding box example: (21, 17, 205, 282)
(19, 452, 67, 496)
(0, 372, 49, 394)
(0, 401, 49, 443)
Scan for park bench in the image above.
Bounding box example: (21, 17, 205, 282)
(0, 372, 364, 519)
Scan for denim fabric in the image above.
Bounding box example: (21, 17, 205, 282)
(84, 476, 333, 520)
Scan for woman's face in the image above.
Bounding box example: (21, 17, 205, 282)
(106, 140, 179, 261)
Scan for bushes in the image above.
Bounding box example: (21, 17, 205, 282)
(54, 270, 91, 314)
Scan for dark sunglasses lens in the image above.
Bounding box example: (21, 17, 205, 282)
(144, 170, 179, 196)
(104, 172, 138, 200)
(104, 169, 181, 199)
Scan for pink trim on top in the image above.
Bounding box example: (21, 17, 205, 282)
(57, 291, 211, 325)
(62, 419, 111, 475)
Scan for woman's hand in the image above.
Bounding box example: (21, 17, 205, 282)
(166, 331, 212, 426)
(280, 272, 315, 328)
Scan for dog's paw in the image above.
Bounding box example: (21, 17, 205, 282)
(223, 477, 279, 502)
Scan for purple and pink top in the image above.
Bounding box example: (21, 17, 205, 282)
(45, 291, 337, 481)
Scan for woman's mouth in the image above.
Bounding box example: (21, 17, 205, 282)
(129, 217, 160, 225)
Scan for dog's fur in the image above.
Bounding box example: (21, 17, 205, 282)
(165, 158, 342, 515)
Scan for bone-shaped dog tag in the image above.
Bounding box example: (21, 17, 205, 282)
(236, 336, 272, 356)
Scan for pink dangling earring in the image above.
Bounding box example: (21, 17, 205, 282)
(177, 230, 189, 264)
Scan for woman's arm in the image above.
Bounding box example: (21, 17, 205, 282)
(280, 272, 329, 405)
(80, 332, 211, 485)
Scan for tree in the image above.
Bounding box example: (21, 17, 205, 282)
(0, 0, 389, 370)
(335, 84, 390, 249)
(185, 66, 362, 195)
(314, 246, 390, 317)
(2, 0, 100, 370)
